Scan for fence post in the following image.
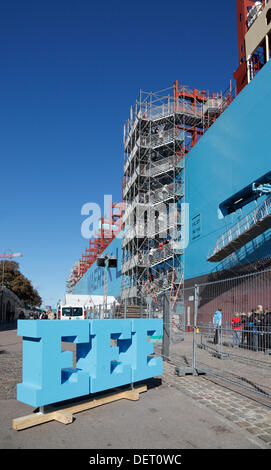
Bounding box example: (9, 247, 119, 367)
(162, 293, 170, 360)
(192, 284, 199, 373)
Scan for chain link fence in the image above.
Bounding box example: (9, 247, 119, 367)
(158, 268, 271, 400)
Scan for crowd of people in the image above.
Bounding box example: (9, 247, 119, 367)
(39, 309, 55, 320)
(213, 305, 271, 352)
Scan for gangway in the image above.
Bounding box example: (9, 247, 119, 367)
(208, 198, 271, 262)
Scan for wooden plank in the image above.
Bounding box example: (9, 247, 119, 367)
(12, 410, 74, 430)
(53, 411, 73, 425)
(12, 385, 147, 431)
(12, 411, 58, 431)
(47, 385, 147, 415)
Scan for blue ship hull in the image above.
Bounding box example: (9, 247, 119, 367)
(185, 60, 271, 282)
(72, 235, 122, 297)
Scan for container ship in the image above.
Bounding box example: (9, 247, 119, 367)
(68, 0, 271, 320)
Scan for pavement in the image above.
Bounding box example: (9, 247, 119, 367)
(1, 325, 271, 449)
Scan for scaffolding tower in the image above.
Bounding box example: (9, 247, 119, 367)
(120, 81, 234, 325)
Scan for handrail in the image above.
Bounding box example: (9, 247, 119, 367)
(209, 197, 271, 258)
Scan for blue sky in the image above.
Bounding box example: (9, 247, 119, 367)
(0, 0, 238, 307)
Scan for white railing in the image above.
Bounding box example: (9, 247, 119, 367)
(122, 213, 183, 245)
(124, 97, 204, 149)
(124, 180, 182, 209)
(121, 252, 150, 273)
(209, 197, 271, 259)
(203, 97, 223, 115)
(247, 1, 263, 29)
(124, 138, 140, 173)
(140, 129, 184, 149)
(139, 102, 174, 122)
(142, 269, 184, 296)
(149, 182, 183, 204)
(148, 245, 174, 266)
(120, 285, 138, 300)
(122, 167, 139, 197)
(140, 154, 184, 178)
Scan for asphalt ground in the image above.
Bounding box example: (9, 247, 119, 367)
(0, 325, 271, 451)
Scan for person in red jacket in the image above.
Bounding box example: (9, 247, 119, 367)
(232, 313, 242, 348)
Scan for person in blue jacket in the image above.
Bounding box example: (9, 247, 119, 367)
(213, 308, 222, 345)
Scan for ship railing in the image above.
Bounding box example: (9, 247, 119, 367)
(209, 197, 271, 259)
(247, 1, 264, 30)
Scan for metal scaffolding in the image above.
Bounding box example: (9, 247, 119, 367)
(66, 80, 234, 300)
(120, 81, 234, 325)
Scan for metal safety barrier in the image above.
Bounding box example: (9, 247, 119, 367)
(155, 268, 271, 400)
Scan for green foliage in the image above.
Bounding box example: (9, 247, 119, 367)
(0, 261, 42, 307)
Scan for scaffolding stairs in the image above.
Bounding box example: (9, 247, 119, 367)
(208, 199, 271, 262)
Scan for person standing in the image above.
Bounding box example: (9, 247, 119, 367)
(257, 305, 264, 318)
(263, 310, 271, 352)
(248, 310, 256, 350)
(231, 313, 242, 348)
(213, 308, 222, 345)
(256, 305, 265, 351)
(250, 310, 260, 352)
(241, 313, 249, 346)
(149, 246, 156, 264)
(47, 309, 55, 320)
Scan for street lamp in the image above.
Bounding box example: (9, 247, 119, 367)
(97, 254, 117, 317)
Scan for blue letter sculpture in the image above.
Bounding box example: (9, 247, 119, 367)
(17, 319, 163, 407)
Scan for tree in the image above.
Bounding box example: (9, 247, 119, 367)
(0, 261, 42, 307)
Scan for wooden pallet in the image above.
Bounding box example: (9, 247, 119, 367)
(12, 385, 147, 431)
